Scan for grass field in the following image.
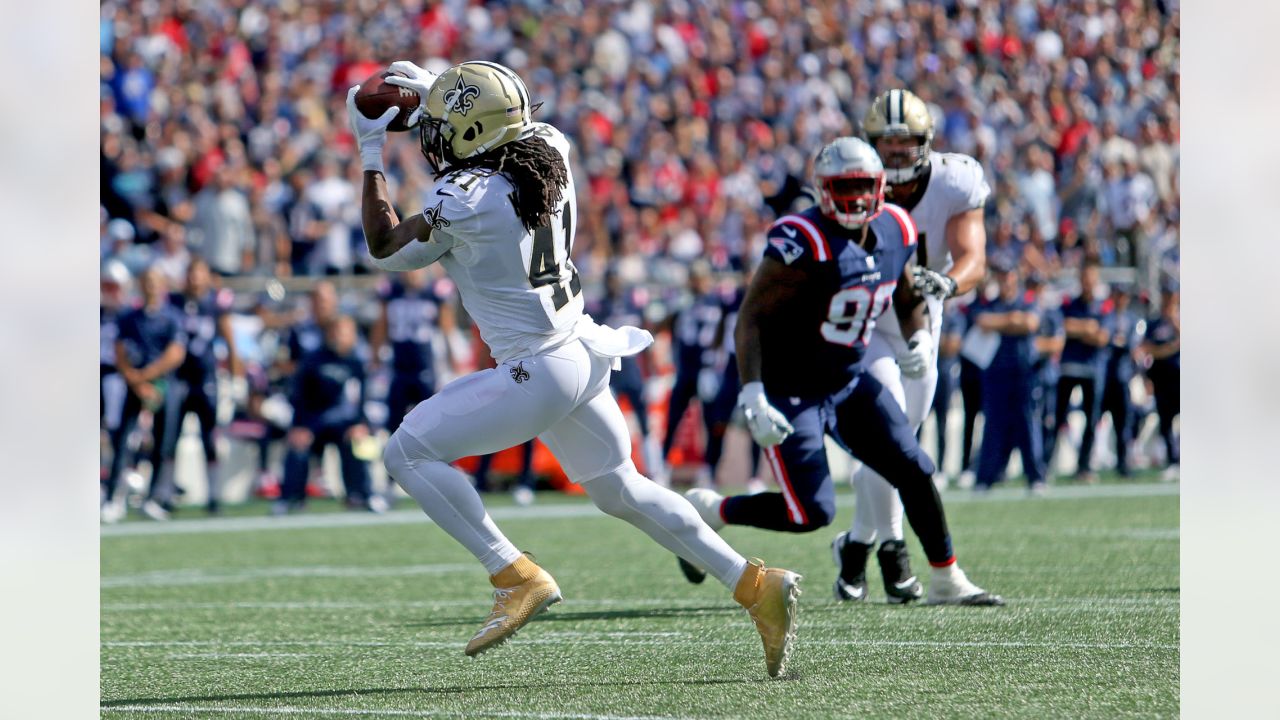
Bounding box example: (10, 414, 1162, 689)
(101, 478, 1179, 719)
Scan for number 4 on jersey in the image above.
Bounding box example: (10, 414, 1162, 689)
(527, 201, 581, 311)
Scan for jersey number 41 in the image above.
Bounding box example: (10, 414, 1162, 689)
(526, 199, 582, 311)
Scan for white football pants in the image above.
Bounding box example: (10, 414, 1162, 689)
(848, 301, 942, 546)
(383, 337, 748, 589)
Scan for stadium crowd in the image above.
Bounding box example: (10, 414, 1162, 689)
(99, 0, 1180, 520)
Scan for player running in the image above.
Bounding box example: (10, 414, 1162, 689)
(676, 136, 1001, 607)
(347, 60, 800, 678)
(835, 90, 991, 603)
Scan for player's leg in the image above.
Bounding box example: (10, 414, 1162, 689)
(104, 390, 142, 508)
(661, 362, 698, 459)
(189, 377, 222, 511)
(932, 361, 954, 481)
(975, 384, 1016, 489)
(1016, 381, 1046, 489)
(542, 361, 800, 677)
(332, 426, 373, 508)
(384, 355, 583, 573)
(715, 402, 837, 533)
(959, 358, 983, 479)
(278, 427, 315, 511)
(1049, 376, 1076, 474)
(384, 374, 411, 436)
(1075, 376, 1101, 479)
(831, 375, 1002, 605)
(381, 348, 592, 657)
(848, 343, 905, 546)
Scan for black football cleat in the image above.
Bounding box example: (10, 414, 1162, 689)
(877, 539, 924, 604)
(678, 556, 708, 584)
(832, 531, 872, 601)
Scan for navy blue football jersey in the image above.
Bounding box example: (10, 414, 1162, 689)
(673, 290, 729, 356)
(117, 304, 186, 370)
(1145, 315, 1179, 370)
(170, 289, 234, 380)
(591, 286, 648, 332)
(759, 204, 918, 399)
(1060, 296, 1114, 378)
(101, 306, 120, 369)
(379, 277, 453, 375)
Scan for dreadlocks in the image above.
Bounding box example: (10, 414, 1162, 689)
(453, 135, 568, 232)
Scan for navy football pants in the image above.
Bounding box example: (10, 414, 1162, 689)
(722, 374, 955, 566)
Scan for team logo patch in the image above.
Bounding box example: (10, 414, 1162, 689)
(443, 76, 481, 116)
(769, 235, 806, 265)
(422, 201, 451, 230)
(509, 362, 531, 384)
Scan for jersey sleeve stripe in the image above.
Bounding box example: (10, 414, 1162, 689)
(773, 215, 831, 261)
(883, 204, 917, 247)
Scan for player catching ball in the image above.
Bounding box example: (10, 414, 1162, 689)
(346, 60, 801, 678)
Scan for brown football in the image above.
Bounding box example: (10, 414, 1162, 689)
(354, 69, 420, 132)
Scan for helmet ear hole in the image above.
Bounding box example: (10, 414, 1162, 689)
(463, 126, 476, 142)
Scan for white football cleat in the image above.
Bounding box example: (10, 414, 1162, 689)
(954, 470, 976, 489)
(511, 485, 535, 507)
(927, 564, 1004, 606)
(684, 487, 726, 531)
(141, 499, 170, 522)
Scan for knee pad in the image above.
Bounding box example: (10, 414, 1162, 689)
(382, 430, 440, 481)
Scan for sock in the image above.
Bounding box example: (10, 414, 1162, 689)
(849, 467, 901, 544)
(384, 433, 524, 575)
(582, 463, 747, 590)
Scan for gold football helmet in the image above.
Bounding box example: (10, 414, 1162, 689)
(419, 61, 533, 174)
(862, 89, 934, 183)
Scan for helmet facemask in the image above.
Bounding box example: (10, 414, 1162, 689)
(871, 133, 931, 184)
(418, 115, 458, 176)
(818, 172, 885, 229)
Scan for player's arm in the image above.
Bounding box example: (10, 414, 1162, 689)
(893, 254, 928, 339)
(1063, 316, 1100, 339)
(735, 257, 806, 385)
(734, 256, 799, 447)
(944, 207, 987, 295)
(118, 339, 186, 385)
(215, 305, 243, 379)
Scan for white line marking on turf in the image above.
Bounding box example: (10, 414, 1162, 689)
(101, 564, 474, 588)
(100, 482, 1178, 538)
(105, 637, 1176, 651)
(167, 653, 317, 659)
(100, 705, 695, 720)
(101, 596, 1178, 612)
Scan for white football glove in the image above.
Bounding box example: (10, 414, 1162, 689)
(738, 382, 795, 448)
(912, 267, 959, 300)
(384, 61, 439, 127)
(346, 85, 400, 173)
(897, 330, 934, 379)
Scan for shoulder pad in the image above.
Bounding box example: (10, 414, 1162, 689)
(880, 204, 918, 247)
(767, 214, 832, 264)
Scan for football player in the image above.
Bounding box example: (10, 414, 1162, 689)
(676, 137, 1001, 607)
(168, 257, 241, 513)
(836, 89, 991, 603)
(348, 60, 800, 678)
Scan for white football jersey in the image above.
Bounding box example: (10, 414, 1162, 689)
(876, 151, 989, 343)
(421, 123, 585, 363)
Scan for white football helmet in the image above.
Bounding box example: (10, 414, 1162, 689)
(813, 137, 886, 229)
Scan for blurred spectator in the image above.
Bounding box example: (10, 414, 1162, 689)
(106, 267, 187, 522)
(189, 166, 256, 276)
(167, 258, 242, 513)
(970, 261, 1046, 493)
(1100, 284, 1142, 478)
(276, 315, 380, 515)
(1141, 289, 1180, 481)
(1047, 259, 1113, 483)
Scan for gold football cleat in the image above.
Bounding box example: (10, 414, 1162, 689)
(734, 558, 802, 678)
(464, 555, 562, 657)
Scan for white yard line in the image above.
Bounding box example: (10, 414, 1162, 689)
(100, 482, 1179, 538)
(105, 637, 1176, 651)
(100, 705, 695, 720)
(101, 595, 1178, 612)
(101, 564, 475, 589)
(167, 653, 318, 659)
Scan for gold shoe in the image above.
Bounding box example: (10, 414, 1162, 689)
(464, 555, 562, 657)
(734, 558, 802, 678)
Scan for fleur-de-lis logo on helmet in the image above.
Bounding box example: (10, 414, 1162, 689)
(443, 75, 481, 116)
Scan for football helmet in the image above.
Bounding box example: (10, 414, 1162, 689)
(862, 89, 934, 184)
(813, 137, 885, 229)
(418, 61, 534, 174)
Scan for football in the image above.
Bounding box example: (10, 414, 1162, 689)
(354, 68, 420, 132)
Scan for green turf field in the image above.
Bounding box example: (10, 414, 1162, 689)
(101, 480, 1179, 719)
